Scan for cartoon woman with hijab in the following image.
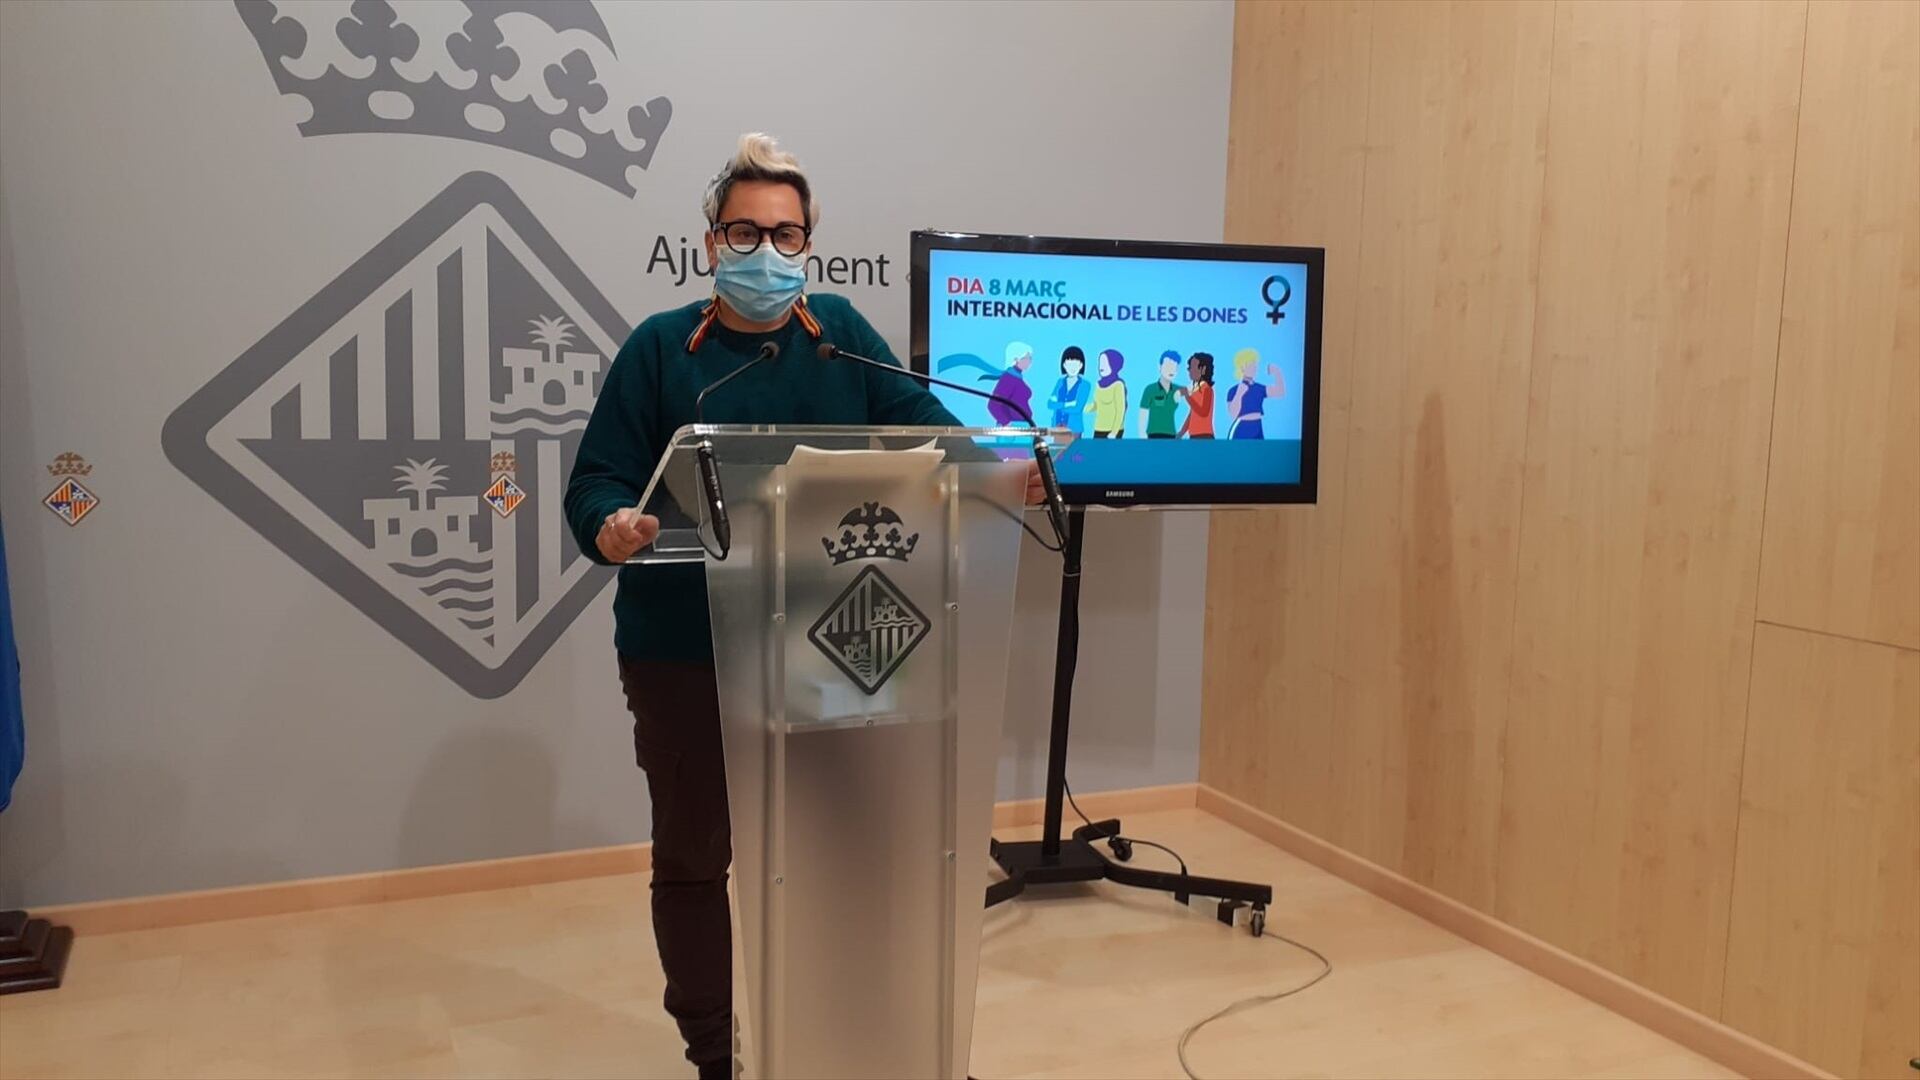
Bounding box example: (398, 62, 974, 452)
(1087, 348, 1128, 438)
(1047, 346, 1091, 435)
(1225, 347, 1285, 439)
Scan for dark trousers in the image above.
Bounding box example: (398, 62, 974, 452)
(617, 657, 732, 1067)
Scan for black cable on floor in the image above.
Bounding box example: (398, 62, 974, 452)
(1062, 777, 1190, 877)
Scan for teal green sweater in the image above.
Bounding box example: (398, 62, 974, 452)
(564, 295, 958, 663)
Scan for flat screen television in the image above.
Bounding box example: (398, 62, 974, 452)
(909, 231, 1323, 507)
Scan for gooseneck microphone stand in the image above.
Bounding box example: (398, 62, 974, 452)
(820, 344, 1273, 932)
(691, 341, 781, 558)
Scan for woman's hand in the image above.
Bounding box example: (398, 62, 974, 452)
(1025, 459, 1047, 505)
(597, 507, 660, 562)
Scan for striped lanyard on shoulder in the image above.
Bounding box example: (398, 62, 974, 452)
(683, 295, 823, 353)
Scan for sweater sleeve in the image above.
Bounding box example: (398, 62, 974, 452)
(564, 328, 659, 565)
(843, 303, 960, 427)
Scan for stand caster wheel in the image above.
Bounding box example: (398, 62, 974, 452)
(1107, 836, 1134, 862)
(1249, 906, 1266, 938)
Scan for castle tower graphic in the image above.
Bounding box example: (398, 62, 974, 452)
(499, 315, 600, 414)
(364, 459, 483, 562)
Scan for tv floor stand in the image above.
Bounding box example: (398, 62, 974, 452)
(985, 509, 1274, 935)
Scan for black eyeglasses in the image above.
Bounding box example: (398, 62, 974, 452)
(712, 220, 811, 257)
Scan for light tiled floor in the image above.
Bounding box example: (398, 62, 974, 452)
(0, 809, 1739, 1079)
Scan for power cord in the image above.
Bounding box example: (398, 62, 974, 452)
(1063, 777, 1188, 874)
(1176, 928, 1333, 1079)
(1018, 513, 1066, 553)
(962, 491, 1066, 555)
(1059, 777, 1333, 1079)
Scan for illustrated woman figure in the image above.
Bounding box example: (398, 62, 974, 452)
(988, 341, 1036, 426)
(1087, 348, 1128, 438)
(1047, 346, 1092, 435)
(1225, 347, 1285, 439)
(1178, 351, 1215, 438)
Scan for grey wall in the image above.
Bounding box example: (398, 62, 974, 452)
(0, 0, 1230, 906)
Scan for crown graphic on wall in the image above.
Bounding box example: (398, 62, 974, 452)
(235, 0, 672, 197)
(822, 503, 920, 566)
(489, 451, 518, 475)
(47, 452, 93, 477)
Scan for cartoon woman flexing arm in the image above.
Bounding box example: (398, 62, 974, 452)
(1224, 347, 1285, 440)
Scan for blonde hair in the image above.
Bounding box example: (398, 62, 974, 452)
(1233, 348, 1261, 377)
(702, 133, 819, 227)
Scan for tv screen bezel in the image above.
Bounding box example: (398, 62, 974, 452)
(908, 230, 1324, 509)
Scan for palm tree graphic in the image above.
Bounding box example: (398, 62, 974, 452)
(528, 315, 576, 363)
(393, 458, 449, 511)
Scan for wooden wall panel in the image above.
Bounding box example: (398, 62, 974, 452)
(1208, 0, 1919, 1064)
(1493, 0, 1805, 1014)
(1202, 0, 1370, 839)
(1722, 624, 1919, 1080)
(1756, 0, 1920, 651)
(1325, 0, 1552, 908)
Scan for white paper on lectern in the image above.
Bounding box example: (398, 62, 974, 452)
(784, 440, 946, 478)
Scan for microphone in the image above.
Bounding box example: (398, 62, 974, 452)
(697, 341, 781, 423)
(816, 342, 1071, 549)
(693, 341, 780, 557)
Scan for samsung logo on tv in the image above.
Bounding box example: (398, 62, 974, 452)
(1104, 490, 1136, 498)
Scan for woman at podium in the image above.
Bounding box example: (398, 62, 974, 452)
(562, 132, 1022, 1079)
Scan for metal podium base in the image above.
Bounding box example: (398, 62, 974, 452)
(985, 819, 1274, 935)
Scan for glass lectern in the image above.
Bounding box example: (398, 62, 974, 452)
(630, 425, 1063, 1079)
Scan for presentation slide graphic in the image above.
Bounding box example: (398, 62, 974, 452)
(925, 248, 1308, 487)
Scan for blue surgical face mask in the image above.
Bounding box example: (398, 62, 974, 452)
(713, 242, 807, 322)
